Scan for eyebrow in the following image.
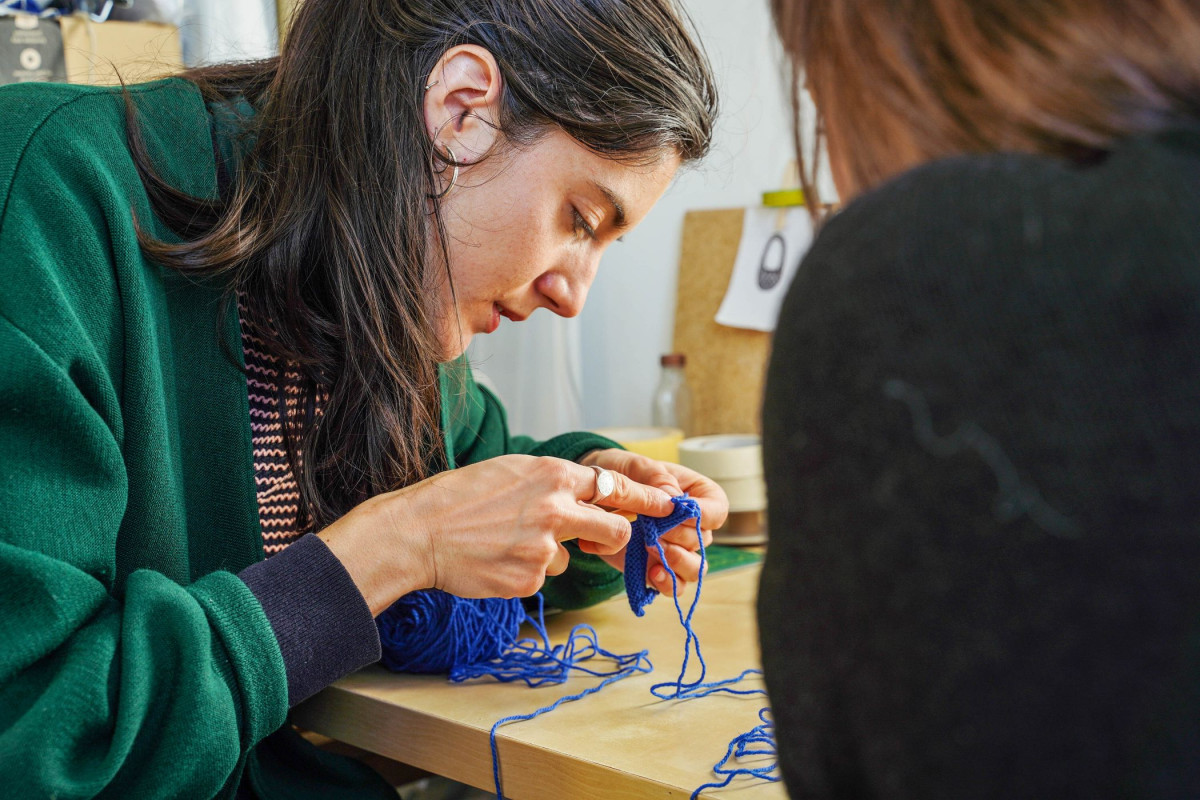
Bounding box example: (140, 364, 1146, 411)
(592, 181, 629, 231)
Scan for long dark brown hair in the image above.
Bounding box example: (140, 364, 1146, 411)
(770, 0, 1200, 206)
(125, 0, 717, 531)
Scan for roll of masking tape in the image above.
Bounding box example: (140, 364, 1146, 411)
(678, 434, 765, 513)
(590, 426, 685, 463)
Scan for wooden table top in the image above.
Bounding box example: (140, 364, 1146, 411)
(291, 563, 786, 800)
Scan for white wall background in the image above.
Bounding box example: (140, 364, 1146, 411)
(471, 0, 799, 439)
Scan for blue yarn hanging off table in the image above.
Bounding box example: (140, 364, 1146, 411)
(375, 493, 777, 798)
(626, 494, 781, 796)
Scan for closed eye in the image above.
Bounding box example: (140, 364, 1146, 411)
(572, 207, 597, 240)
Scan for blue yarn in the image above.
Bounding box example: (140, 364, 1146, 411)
(624, 495, 703, 616)
(481, 602, 652, 799)
(690, 707, 781, 799)
(627, 495, 766, 701)
(376, 591, 527, 674)
(376, 493, 771, 799)
(627, 496, 778, 798)
(378, 590, 651, 799)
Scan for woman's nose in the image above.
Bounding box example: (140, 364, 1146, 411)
(535, 262, 595, 318)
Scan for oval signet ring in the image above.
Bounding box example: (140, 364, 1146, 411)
(589, 465, 616, 505)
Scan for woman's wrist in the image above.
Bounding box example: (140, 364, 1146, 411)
(318, 495, 430, 616)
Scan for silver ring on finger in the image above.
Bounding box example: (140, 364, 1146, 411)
(589, 465, 615, 504)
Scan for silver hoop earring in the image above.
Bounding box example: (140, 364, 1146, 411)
(430, 144, 458, 200)
(424, 79, 439, 91)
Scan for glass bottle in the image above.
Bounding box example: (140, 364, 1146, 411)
(651, 353, 692, 435)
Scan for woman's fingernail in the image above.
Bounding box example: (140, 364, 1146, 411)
(651, 566, 667, 583)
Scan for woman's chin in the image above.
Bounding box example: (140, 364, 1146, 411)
(437, 329, 474, 362)
(440, 340, 469, 362)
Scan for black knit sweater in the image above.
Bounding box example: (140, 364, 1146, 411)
(758, 129, 1200, 799)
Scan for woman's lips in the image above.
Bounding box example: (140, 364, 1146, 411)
(486, 304, 527, 333)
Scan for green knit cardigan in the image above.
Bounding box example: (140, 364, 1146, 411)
(0, 77, 622, 799)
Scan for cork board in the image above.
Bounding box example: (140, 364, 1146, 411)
(277, 0, 301, 42)
(672, 209, 771, 436)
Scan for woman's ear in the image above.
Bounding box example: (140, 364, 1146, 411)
(423, 45, 504, 164)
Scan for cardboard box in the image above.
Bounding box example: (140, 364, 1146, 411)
(0, 13, 181, 86)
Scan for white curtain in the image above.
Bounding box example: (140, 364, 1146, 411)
(467, 312, 584, 441)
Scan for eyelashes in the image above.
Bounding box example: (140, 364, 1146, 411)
(571, 207, 598, 240)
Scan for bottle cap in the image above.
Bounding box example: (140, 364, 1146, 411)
(761, 188, 805, 207)
(660, 353, 686, 367)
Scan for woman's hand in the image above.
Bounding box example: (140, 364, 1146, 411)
(318, 454, 676, 615)
(577, 448, 728, 596)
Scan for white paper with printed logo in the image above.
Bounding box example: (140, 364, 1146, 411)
(714, 206, 813, 332)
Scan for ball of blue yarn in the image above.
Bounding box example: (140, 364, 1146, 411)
(377, 590, 528, 674)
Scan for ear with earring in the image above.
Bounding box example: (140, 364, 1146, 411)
(424, 78, 459, 200)
(430, 142, 459, 200)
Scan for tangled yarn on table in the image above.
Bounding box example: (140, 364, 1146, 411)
(374, 492, 777, 799)
(691, 708, 781, 799)
(624, 494, 780, 796)
(376, 581, 651, 799)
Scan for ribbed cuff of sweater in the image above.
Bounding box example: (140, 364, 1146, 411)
(529, 431, 623, 462)
(238, 534, 381, 707)
(523, 432, 627, 610)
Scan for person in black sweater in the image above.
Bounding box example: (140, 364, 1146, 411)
(758, 2, 1200, 797)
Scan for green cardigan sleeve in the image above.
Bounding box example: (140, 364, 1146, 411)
(0, 80, 287, 797)
(0, 315, 287, 798)
(440, 358, 628, 609)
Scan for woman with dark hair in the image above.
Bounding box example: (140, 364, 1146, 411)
(0, 0, 724, 796)
(759, 1, 1200, 797)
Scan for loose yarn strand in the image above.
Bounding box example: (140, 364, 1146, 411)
(626, 496, 765, 700)
(379, 587, 651, 800)
(378, 493, 776, 800)
(470, 596, 652, 798)
(486, 651, 652, 798)
(690, 708, 782, 799)
(625, 496, 779, 797)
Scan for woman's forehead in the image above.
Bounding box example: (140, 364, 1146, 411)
(522, 129, 680, 199)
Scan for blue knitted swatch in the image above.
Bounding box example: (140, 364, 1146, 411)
(624, 494, 703, 616)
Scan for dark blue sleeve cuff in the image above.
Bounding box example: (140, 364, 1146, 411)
(237, 534, 381, 707)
